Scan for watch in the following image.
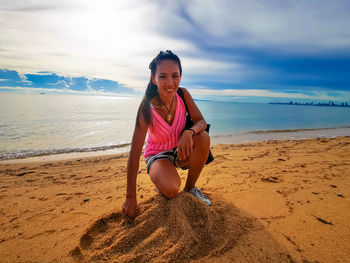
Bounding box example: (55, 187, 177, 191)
(186, 128, 195, 137)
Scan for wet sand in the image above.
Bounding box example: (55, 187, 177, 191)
(0, 137, 349, 262)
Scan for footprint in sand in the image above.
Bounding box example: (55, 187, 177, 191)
(40, 163, 54, 167)
(261, 176, 281, 183)
(16, 171, 35, 177)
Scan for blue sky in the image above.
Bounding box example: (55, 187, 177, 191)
(0, 0, 349, 102)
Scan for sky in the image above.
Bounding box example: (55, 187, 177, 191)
(0, 0, 350, 103)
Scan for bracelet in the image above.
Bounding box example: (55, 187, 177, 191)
(185, 128, 196, 137)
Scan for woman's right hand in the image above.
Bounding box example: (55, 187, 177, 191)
(122, 196, 137, 219)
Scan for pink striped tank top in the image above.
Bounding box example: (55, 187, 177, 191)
(144, 93, 187, 157)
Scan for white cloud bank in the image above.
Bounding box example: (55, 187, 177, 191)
(0, 85, 138, 97)
(188, 88, 350, 102)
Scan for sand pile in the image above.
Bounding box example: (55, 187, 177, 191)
(70, 192, 255, 263)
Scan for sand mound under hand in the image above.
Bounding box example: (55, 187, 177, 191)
(70, 192, 255, 263)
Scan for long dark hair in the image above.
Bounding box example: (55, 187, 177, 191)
(136, 50, 182, 127)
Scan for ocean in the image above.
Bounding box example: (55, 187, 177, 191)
(1, 92, 350, 161)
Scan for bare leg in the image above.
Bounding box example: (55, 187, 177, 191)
(182, 131, 210, 191)
(149, 159, 181, 198)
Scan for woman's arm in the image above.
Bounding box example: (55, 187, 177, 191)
(122, 111, 148, 218)
(177, 88, 208, 160)
(182, 88, 207, 136)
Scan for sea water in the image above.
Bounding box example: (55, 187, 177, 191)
(1, 92, 350, 160)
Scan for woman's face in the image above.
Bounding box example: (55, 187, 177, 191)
(151, 59, 181, 98)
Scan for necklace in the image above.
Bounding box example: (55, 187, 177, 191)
(158, 95, 175, 122)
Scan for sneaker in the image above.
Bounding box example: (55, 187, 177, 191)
(187, 187, 211, 206)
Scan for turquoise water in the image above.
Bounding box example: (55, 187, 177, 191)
(1, 92, 350, 160)
(196, 100, 350, 134)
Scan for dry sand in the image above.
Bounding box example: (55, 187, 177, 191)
(0, 136, 349, 263)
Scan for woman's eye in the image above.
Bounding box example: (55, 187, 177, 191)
(159, 75, 178, 79)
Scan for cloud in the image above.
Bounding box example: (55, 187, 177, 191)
(0, 0, 72, 11)
(0, 69, 138, 95)
(180, 0, 350, 53)
(0, 0, 196, 91)
(1, 68, 349, 102)
(146, 1, 350, 91)
(0, 69, 31, 87)
(0, 85, 137, 97)
(188, 87, 350, 102)
(0, 0, 349, 98)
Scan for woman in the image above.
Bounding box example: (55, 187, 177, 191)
(122, 50, 211, 219)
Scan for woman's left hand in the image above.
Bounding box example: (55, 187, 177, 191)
(177, 130, 193, 161)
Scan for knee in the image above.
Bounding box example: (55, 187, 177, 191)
(194, 131, 210, 149)
(161, 184, 180, 199)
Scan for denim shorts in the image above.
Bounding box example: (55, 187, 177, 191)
(145, 147, 190, 174)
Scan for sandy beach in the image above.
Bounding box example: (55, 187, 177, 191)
(0, 136, 349, 263)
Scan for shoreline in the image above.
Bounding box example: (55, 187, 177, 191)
(0, 136, 349, 262)
(211, 126, 350, 145)
(1, 126, 350, 164)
